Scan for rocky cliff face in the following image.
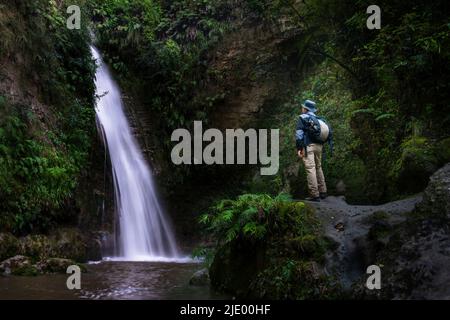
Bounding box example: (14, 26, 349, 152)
(350, 163, 450, 299)
(206, 22, 303, 129)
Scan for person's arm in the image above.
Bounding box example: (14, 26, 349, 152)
(295, 117, 305, 157)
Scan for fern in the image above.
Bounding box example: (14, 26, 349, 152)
(200, 193, 309, 245)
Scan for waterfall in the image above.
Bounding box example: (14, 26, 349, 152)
(91, 46, 180, 261)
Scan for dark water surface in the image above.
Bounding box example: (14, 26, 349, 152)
(0, 261, 224, 300)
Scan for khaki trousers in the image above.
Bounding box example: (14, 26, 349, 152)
(302, 143, 327, 198)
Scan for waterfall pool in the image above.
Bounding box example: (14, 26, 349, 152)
(0, 260, 225, 300)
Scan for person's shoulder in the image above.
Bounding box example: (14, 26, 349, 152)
(300, 113, 309, 119)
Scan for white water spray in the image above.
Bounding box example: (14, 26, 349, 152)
(91, 46, 180, 261)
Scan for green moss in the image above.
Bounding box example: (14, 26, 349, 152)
(0, 233, 20, 261)
(1, 256, 38, 276)
(436, 137, 450, 164)
(11, 265, 38, 276)
(391, 136, 439, 194)
(249, 259, 340, 299)
(0, 1, 95, 234)
(0, 101, 91, 233)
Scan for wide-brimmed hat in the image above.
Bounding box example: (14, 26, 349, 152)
(301, 100, 317, 113)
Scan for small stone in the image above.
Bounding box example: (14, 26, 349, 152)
(189, 268, 210, 286)
(335, 222, 345, 232)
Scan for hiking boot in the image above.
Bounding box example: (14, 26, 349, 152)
(320, 192, 328, 199)
(305, 196, 321, 202)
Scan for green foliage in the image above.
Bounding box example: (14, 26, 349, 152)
(261, 0, 450, 203)
(191, 246, 215, 267)
(0, 1, 95, 234)
(12, 265, 39, 277)
(0, 0, 95, 104)
(390, 136, 440, 193)
(93, 0, 230, 133)
(0, 100, 93, 234)
(93, 0, 161, 54)
(200, 193, 295, 245)
(331, 0, 449, 201)
(204, 193, 337, 298)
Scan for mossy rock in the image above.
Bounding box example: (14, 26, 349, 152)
(285, 234, 323, 257)
(0, 233, 20, 261)
(19, 229, 101, 263)
(392, 137, 439, 193)
(12, 265, 39, 276)
(209, 237, 266, 297)
(0, 255, 38, 276)
(249, 259, 340, 299)
(51, 228, 89, 262)
(189, 268, 210, 286)
(36, 258, 84, 274)
(417, 162, 450, 219)
(207, 195, 332, 298)
(20, 235, 55, 261)
(436, 137, 450, 164)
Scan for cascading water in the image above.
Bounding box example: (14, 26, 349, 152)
(91, 46, 180, 261)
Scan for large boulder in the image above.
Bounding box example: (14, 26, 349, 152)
(0, 233, 20, 261)
(51, 228, 87, 262)
(210, 237, 266, 297)
(189, 268, 210, 286)
(16, 228, 102, 263)
(0, 256, 82, 276)
(393, 137, 440, 194)
(0, 255, 38, 276)
(208, 197, 337, 299)
(417, 163, 450, 218)
(353, 163, 450, 299)
(353, 217, 450, 300)
(36, 258, 78, 274)
(20, 234, 55, 260)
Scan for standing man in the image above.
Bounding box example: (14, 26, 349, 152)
(295, 100, 332, 202)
